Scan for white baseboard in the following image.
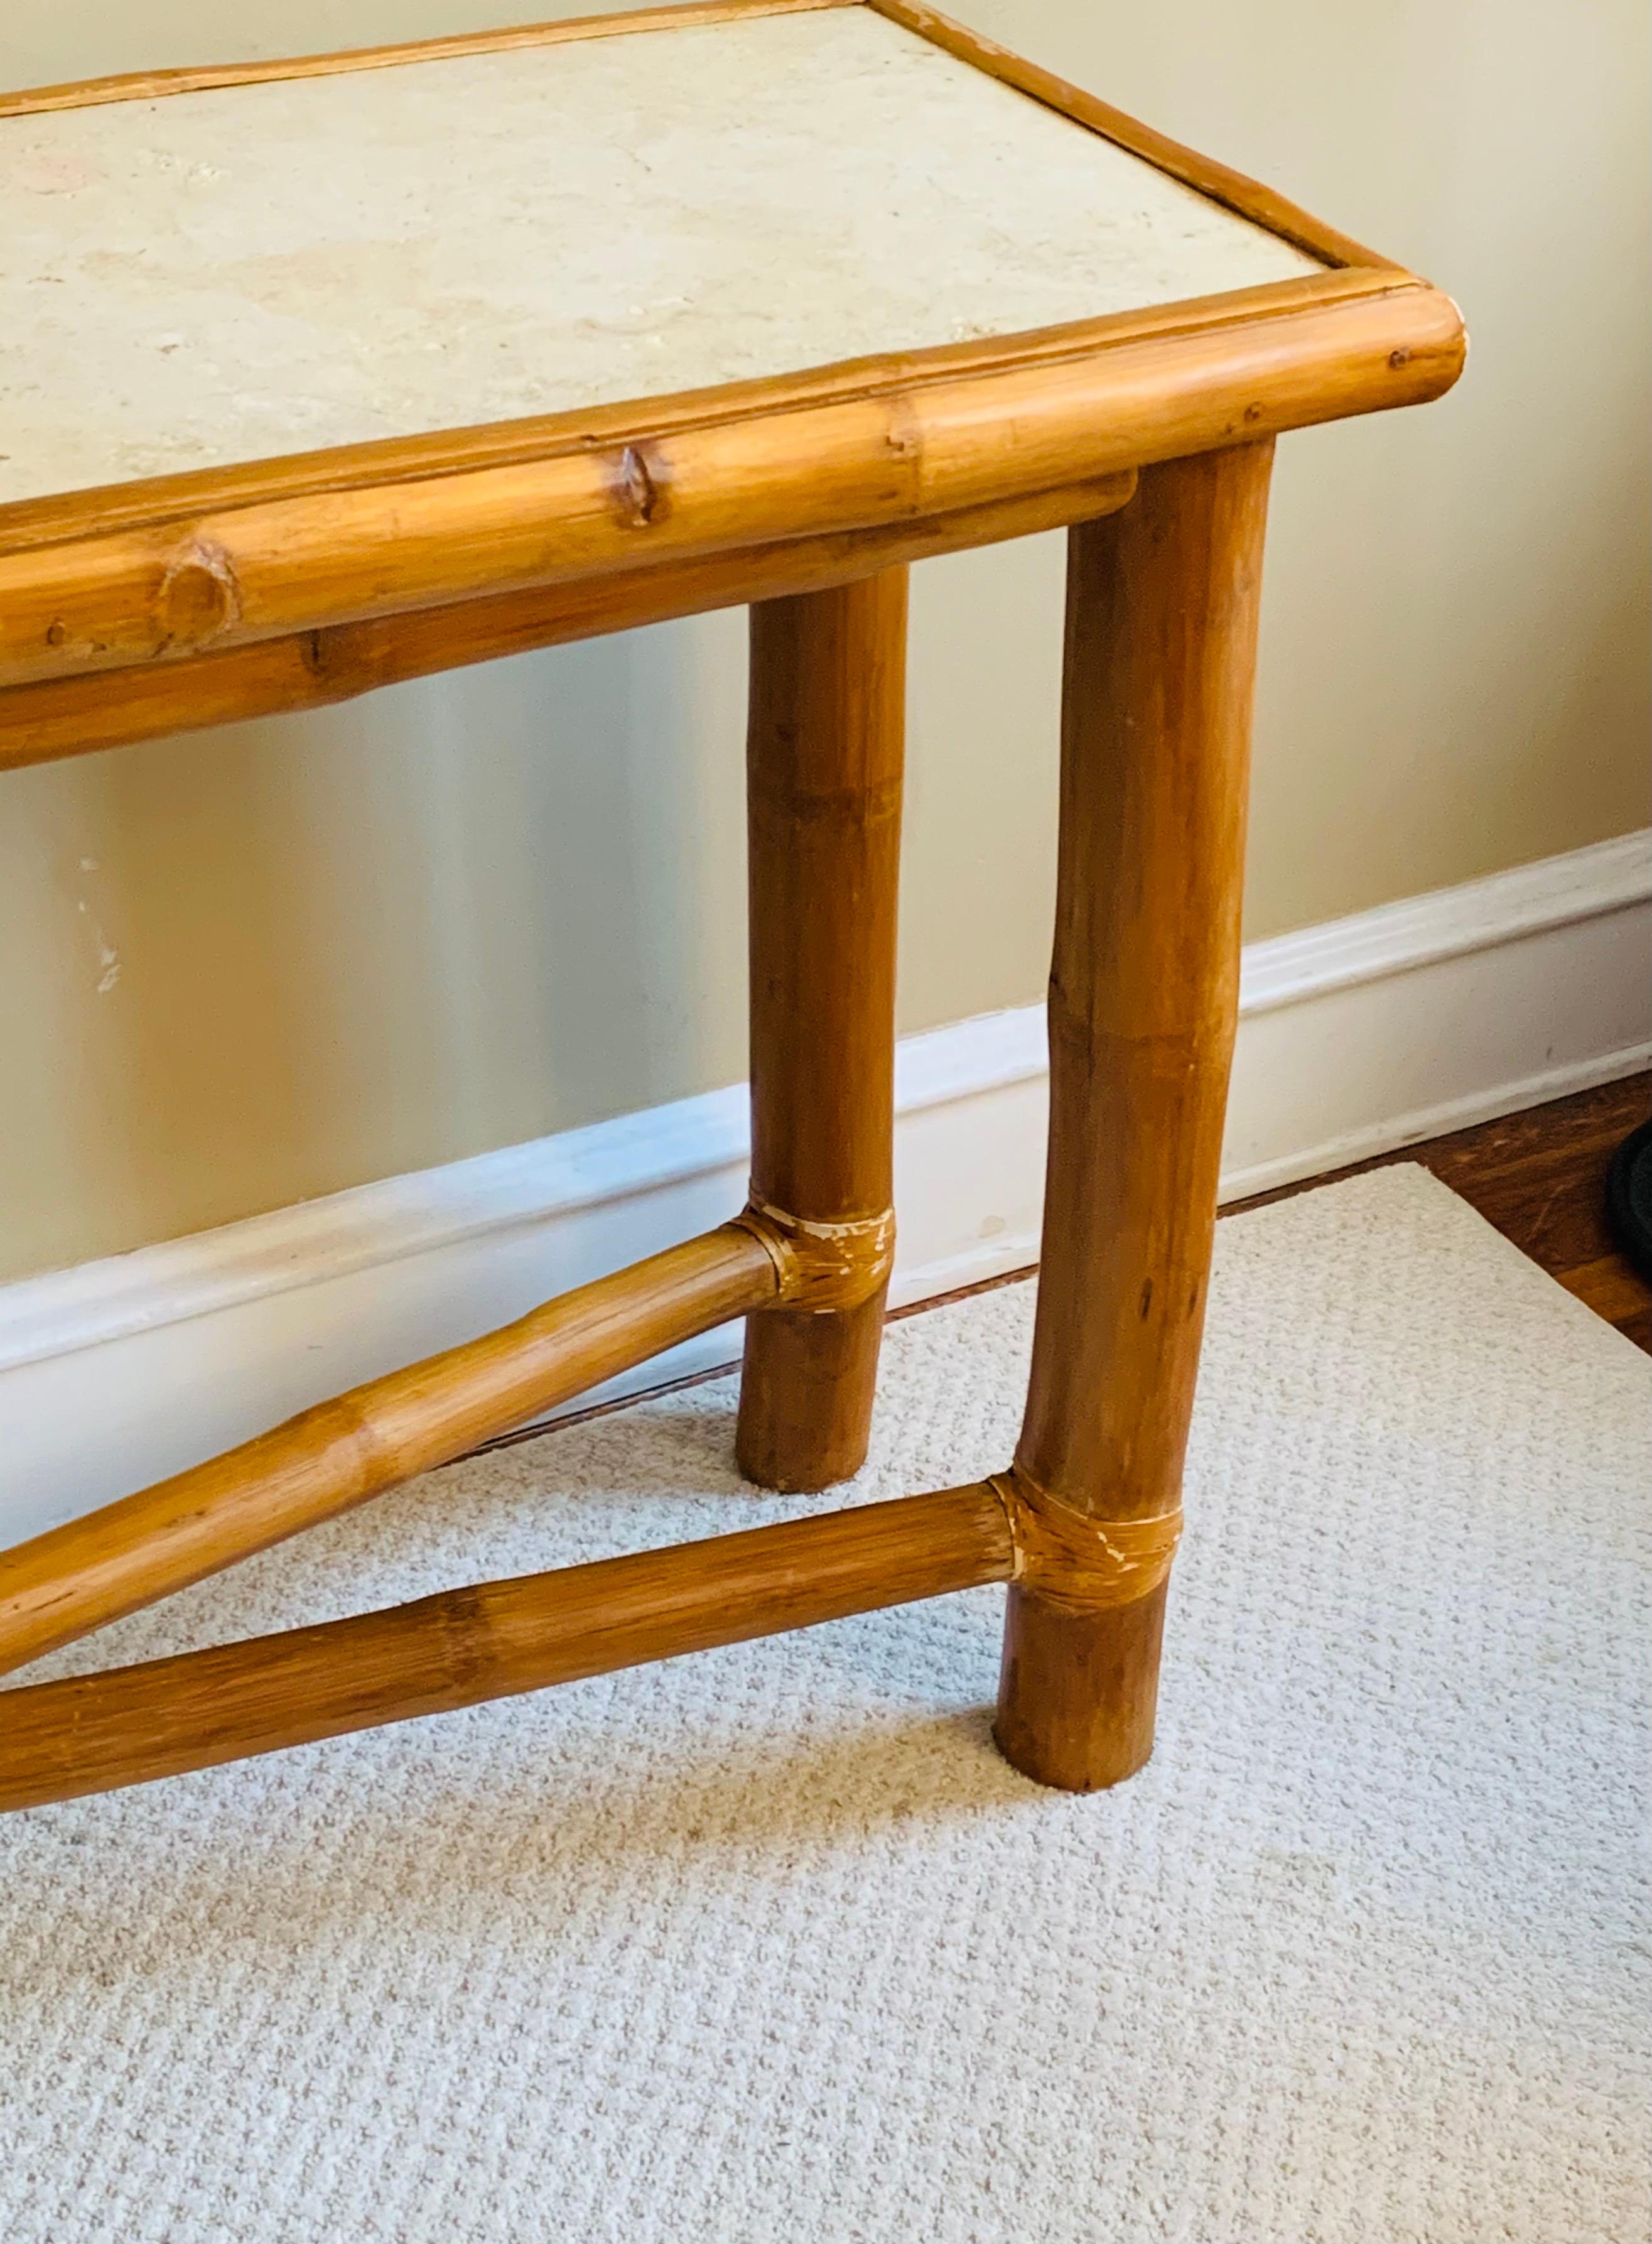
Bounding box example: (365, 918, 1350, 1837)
(3, 830, 1646, 1542)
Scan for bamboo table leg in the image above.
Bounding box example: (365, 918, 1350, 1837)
(994, 442, 1274, 1791)
(737, 568, 907, 1492)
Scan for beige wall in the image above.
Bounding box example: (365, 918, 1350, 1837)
(1, 0, 1646, 1283)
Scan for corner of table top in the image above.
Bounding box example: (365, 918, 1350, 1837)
(0, 0, 1463, 735)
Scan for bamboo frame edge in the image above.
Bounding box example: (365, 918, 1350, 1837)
(863, 0, 1400, 273)
(0, 284, 1463, 706)
(0, 474, 1139, 770)
(0, 269, 1417, 561)
(0, 0, 1433, 575)
(0, 0, 857, 119)
(3, 0, 1391, 285)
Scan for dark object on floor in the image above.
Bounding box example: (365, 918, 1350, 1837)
(1606, 1120, 1652, 1281)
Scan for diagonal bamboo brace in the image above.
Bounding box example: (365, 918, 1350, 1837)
(0, 1221, 779, 1681)
(0, 1481, 1016, 1813)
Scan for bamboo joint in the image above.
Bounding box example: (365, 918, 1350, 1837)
(990, 1468, 1184, 1614)
(738, 1198, 896, 1312)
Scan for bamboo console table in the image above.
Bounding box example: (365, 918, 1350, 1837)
(0, 0, 1462, 1811)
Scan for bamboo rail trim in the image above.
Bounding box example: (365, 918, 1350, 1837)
(0, 0, 857, 119)
(0, 1482, 1015, 1814)
(0, 287, 1462, 693)
(0, 1221, 778, 1682)
(738, 1201, 897, 1311)
(0, 270, 1397, 558)
(865, 0, 1396, 272)
(991, 1470, 1184, 1613)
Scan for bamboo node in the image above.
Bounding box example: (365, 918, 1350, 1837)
(156, 538, 242, 651)
(737, 1198, 895, 1313)
(990, 1468, 1182, 1613)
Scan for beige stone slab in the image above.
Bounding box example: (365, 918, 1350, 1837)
(0, 6, 1319, 506)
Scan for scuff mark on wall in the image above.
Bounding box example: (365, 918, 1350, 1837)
(72, 854, 121, 995)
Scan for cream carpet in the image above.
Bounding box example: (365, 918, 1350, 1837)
(1, 1166, 1646, 2244)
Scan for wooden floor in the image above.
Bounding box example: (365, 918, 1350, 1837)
(1233, 1070, 1652, 1352)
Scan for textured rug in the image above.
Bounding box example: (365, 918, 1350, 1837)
(0, 1166, 1646, 2244)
